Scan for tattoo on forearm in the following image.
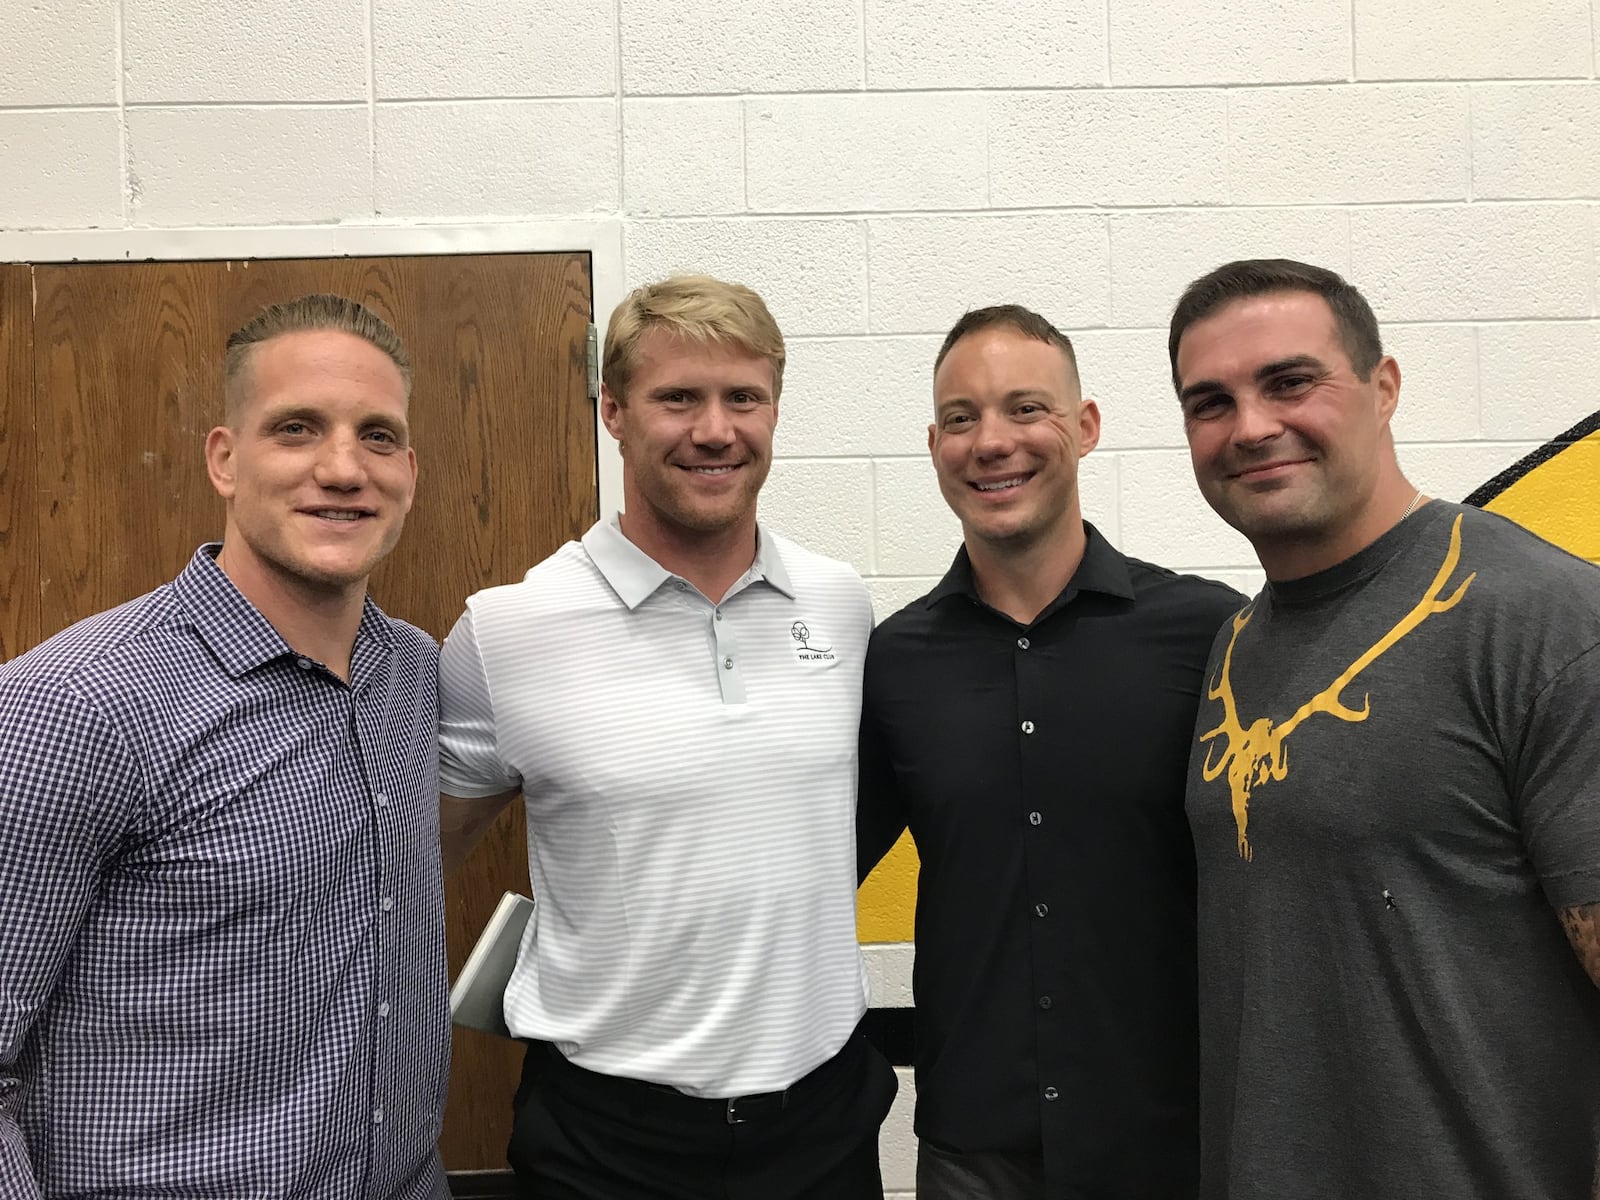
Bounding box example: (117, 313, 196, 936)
(1557, 902, 1600, 990)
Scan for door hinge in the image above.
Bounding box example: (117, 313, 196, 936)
(585, 323, 599, 401)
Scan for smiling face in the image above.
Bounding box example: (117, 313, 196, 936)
(601, 327, 778, 552)
(1175, 289, 1401, 575)
(930, 326, 1101, 555)
(205, 329, 416, 607)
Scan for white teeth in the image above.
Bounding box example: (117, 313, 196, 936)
(691, 466, 736, 474)
(313, 510, 362, 521)
(974, 477, 1027, 492)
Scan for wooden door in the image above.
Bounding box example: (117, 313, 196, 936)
(6, 253, 597, 1175)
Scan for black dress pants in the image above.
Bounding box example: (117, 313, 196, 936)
(508, 1028, 898, 1200)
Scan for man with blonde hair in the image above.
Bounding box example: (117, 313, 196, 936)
(0, 295, 450, 1198)
(439, 274, 896, 1198)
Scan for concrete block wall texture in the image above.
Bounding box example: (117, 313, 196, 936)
(6, 0, 1600, 1191)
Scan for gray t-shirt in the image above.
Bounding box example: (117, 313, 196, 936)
(1186, 501, 1600, 1200)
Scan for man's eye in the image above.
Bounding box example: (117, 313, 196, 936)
(279, 421, 309, 436)
(365, 429, 397, 445)
(1186, 397, 1225, 419)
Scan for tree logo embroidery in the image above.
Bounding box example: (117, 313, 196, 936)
(790, 620, 835, 662)
(1201, 514, 1477, 861)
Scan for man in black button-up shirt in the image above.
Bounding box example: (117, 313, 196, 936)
(858, 305, 1242, 1199)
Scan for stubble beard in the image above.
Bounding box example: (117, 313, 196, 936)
(651, 463, 769, 535)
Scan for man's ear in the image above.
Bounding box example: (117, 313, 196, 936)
(205, 426, 237, 500)
(600, 386, 625, 445)
(1077, 397, 1102, 457)
(1373, 356, 1401, 426)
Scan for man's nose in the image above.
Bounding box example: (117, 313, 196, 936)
(1230, 394, 1283, 447)
(973, 411, 1015, 457)
(692, 401, 735, 447)
(314, 432, 367, 488)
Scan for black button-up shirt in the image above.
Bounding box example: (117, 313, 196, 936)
(859, 525, 1242, 1197)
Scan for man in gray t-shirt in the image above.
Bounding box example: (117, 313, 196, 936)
(1167, 258, 1600, 1199)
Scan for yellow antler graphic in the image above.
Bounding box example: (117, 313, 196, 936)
(1200, 514, 1477, 861)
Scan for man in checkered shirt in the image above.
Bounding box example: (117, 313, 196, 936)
(0, 296, 450, 1199)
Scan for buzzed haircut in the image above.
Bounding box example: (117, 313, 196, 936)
(603, 274, 786, 404)
(223, 294, 411, 424)
(1168, 259, 1384, 391)
(934, 304, 1079, 381)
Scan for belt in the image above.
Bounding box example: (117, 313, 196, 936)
(641, 1069, 792, 1126)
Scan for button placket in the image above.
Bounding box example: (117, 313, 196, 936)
(709, 601, 747, 705)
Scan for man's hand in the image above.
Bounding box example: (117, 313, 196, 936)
(1558, 902, 1600, 990)
(440, 790, 519, 875)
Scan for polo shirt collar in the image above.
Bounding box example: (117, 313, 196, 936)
(173, 543, 393, 679)
(925, 521, 1136, 613)
(583, 514, 796, 610)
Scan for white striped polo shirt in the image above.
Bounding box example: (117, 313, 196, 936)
(438, 516, 872, 1097)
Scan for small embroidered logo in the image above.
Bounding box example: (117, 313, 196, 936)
(790, 620, 836, 663)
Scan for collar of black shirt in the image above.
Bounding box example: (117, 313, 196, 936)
(922, 522, 1135, 627)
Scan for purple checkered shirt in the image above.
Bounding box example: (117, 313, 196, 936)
(0, 546, 450, 1200)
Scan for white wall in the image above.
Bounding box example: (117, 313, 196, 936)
(5, 1, 1600, 1191)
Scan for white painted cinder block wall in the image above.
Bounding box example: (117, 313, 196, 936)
(5, 0, 1600, 1192)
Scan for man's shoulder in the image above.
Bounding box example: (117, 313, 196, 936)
(1, 583, 183, 696)
(464, 540, 599, 617)
(1453, 502, 1599, 582)
(374, 611, 441, 666)
(1117, 553, 1250, 632)
(1448, 504, 1600, 652)
(766, 529, 866, 588)
(865, 585, 941, 657)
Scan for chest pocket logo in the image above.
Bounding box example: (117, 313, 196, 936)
(790, 620, 838, 664)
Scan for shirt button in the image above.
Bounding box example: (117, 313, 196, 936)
(373, 1107, 385, 1124)
(1038, 995, 1053, 1010)
(380, 896, 394, 912)
(723, 657, 734, 669)
(1017, 637, 1030, 650)
(378, 1001, 391, 1018)
(676, 581, 688, 592)
(295, 657, 313, 670)
(1034, 903, 1049, 918)
(375, 793, 389, 807)
(1021, 720, 1035, 734)
(1028, 811, 1042, 826)
(1043, 1086, 1059, 1102)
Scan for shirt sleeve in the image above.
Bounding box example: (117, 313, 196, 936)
(437, 606, 522, 799)
(0, 677, 141, 1198)
(856, 628, 909, 883)
(1516, 641, 1600, 910)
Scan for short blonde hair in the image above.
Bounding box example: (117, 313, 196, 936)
(223, 294, 410, 424)
(602, 274, 786, 404)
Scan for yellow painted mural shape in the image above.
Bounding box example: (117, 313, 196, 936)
(1468, 412, 1600, 565)
(856, 410, 1600, 944)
